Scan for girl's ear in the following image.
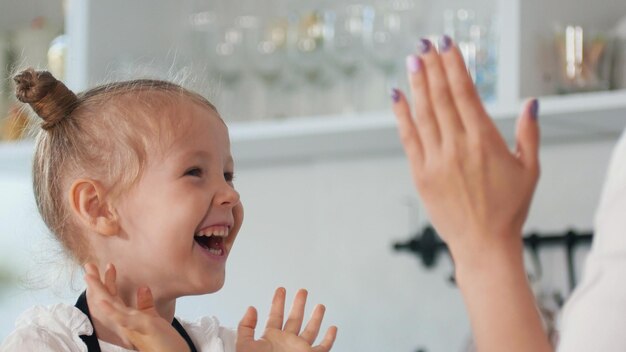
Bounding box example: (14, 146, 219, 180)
(68, 179, 120, 236)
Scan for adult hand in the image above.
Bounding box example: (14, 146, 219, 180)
(391, 36, 552, 352)
(391, 36, 540, 266)
(236, 288, 337, 352)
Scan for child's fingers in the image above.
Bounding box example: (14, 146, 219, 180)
(84, 263, 112, 298)
(136, 286, 155, 312)
(84, 263, 99, 279)
(418, 38, 465, 141)
(266, 287, 286, 330)
(283, 289, 307, 335)
(237, 306, 258, 342)
(312, 326, 338, 352)
(104, 263, 117, 296)
(84, 269, 113, 300)
(438, 36, 492, 135)
(299, 304, 325, 344)
(405, 53, 441, 150)
(100, 299, 133, 329)
(392, 88, 425, 167)
(101, 299, 151, 336)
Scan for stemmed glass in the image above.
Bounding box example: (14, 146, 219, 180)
(245, 6, 289, 120)
(364, 0, 417, 104)
(206, 13, 248, 122)
(287, 4, 336, 117)
(323, 2, 368, 113)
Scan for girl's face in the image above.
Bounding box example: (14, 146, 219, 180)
(110, 97, 243, 299)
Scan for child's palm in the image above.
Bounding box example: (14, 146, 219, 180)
(237, 288, 337, 352)
(84, 263, 190, 352)
(85, 264, 337, 352)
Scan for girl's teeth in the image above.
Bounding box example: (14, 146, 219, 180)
(197, 226, 229, 238)
(208, 248, 223, 255)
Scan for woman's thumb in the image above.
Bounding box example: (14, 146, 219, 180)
(515, 98, 541, 173)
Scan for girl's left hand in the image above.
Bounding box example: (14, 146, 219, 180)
(84, 263, 190, 352)
(236, 288, 338, 352)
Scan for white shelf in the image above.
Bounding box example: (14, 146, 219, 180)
(3, 90, 625, 175)
(230, 90, 626, 166)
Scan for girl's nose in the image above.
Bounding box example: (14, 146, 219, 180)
(214, 181, 240, 207)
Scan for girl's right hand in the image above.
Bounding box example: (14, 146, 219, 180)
(84, 263, 190, 352)
(236, 288, 338, 352)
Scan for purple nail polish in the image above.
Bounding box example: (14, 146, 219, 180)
(417, 38, 431, 54)
(391, 88, 401, 103)
(405, 55, 422, 73)
(439, 35, 453, 52)
(530, 99, 539, 120)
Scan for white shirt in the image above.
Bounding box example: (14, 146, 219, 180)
(0, 303, 236, 352)
(557, 130, 626, 351)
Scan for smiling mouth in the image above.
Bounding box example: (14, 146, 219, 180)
(194, 235, 224, 256)
(194, 225, 230, 256)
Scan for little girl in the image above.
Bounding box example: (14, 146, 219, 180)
(1, 69, 337, 352)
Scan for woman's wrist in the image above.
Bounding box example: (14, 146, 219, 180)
(449, 233, 552, 352)
(449, 232, 526, 289)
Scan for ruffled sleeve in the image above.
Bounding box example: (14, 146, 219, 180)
(1, 304, 92, 352)
(178, 316, 237, 352)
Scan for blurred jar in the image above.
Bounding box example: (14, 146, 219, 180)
(554, 25, 614, 94)
(48, 34, 67, 80)
(613, 16, 626, 89)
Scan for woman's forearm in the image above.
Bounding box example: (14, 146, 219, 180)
(453, 238, 553, 352)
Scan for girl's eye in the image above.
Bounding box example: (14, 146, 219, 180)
(224, 172, 235, 183)
(185, 167, 203, 177)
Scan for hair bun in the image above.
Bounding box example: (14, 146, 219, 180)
(14, 68, 78, 130)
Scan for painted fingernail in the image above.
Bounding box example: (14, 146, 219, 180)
(391, 88, 401, 103)
(417, 38, 431, 54)
(405, 54, 422, 73)
(439, 35, 453, 52)
(530, 99, 539, 120)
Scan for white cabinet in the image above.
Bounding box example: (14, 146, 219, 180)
(3, 0, 626, 170)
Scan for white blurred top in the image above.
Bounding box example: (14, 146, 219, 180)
(0, 303, 236, 352)
(558, 129, 626, 351)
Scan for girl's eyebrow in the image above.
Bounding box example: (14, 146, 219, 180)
(181, 150, 234, 167)
(179, 150, 210, 160)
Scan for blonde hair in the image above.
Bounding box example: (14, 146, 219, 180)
(14, 68, 218, 263)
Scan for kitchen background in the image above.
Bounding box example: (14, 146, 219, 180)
(1, 0, 626, 351)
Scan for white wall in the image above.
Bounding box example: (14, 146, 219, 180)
(0, 135, 618, 352)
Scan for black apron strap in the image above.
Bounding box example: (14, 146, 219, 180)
(75, 291, 198, 352)
(75, 291, 102, 352)
(172, 318, 199, 352)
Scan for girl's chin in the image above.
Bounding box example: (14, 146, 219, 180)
(189, 278, 225, 296)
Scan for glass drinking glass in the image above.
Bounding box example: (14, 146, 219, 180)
(245, 8, 289, 120)
(324, 2, 368, 113)
(287, 5, 335, 116)
(443, 9, 498, 102)
(554, 25, 614, 94)
(206, 13, 249, 121)
(364, 0, 418, 107)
